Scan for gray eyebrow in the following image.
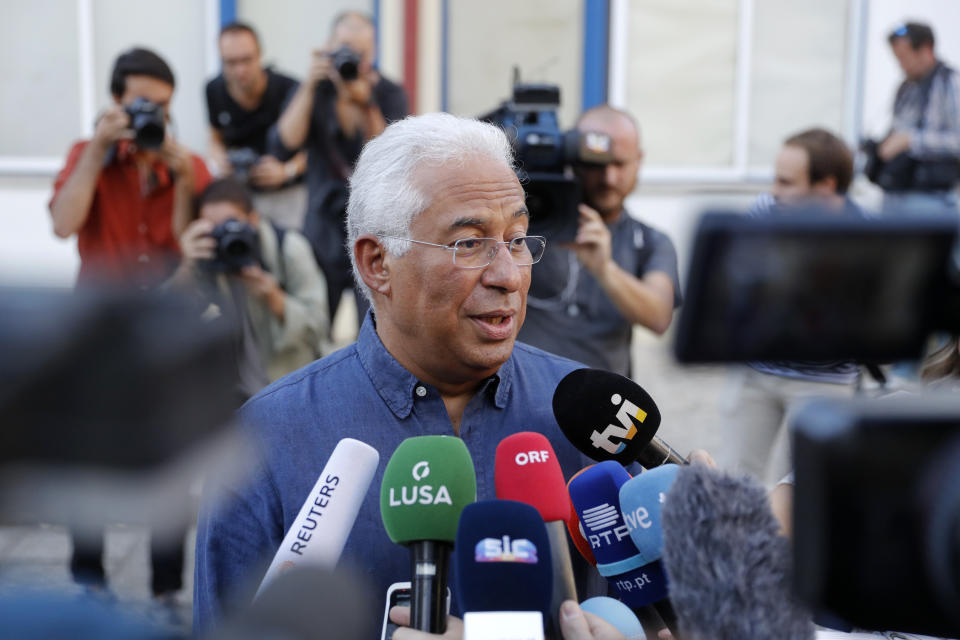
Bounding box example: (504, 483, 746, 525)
(449, 207, 530, 229)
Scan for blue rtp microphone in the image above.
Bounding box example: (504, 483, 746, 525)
(454, 500, 553, 620)
(567, 461, 669, 610)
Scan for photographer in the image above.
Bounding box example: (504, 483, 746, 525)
(206, 22, 308, 230)
(873, 21, 960, 213)
(50, 47, 211, 289)
(274, 10, 408, 326)
(169, 179, 328, 392)
(519, 104, 682, 377)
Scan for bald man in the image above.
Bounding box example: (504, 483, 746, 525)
(275, 11, 408, 325)
(519, 104, 682, 376)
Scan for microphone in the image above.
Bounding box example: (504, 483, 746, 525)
(579, 597, 646, 640)
(618, 464, 682, 636)
(256, 438, 379, 597)
(564, 467, 597, 567)
(455, 500, 553, 622)
(660, 464, 814, 640)
(380, 435, 476, 633)
(567, 461, 670, 609)
(552, 368, 686, 468)
(495, 432, 579, 616)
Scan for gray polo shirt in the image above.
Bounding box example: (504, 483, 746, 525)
(519, 210, 682, 376)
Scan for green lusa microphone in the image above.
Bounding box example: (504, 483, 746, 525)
(380, 436, 477, 633)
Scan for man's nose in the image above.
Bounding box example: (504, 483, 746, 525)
(604, 164, 619, 185)
(481, 243, 523, 292)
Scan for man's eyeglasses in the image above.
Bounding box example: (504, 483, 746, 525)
(376, 235, 547, 269)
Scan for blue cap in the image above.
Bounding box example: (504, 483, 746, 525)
(618, 464, 680, 564)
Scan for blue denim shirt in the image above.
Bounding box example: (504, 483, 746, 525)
(194, 313, 609, 631)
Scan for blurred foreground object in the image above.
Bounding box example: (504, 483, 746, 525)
(0, 286, 248, 537)
(674, 210, 960, 363)
(792, 395, 960, 637)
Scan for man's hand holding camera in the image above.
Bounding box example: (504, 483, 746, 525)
(878, 130, 912, 161)
(566, 204, 614, 281)
(239, 265, 285, 320)
(91, 106, 134, 151)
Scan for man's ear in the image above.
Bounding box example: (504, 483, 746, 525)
(354, 235, 391, 296)
(811, 175, 838, 198)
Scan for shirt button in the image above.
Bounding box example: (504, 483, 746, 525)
(415, 386, 427, 397)
(138, 224, 148, 235)
(138, 254, 150, 263)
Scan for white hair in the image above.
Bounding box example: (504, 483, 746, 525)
(346, 112, 515, 305)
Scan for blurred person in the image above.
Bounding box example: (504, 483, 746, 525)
(519, 104, 682, 376)
(875, 21, 960, 213)
(50, 47, 211, 289)
(206, 22, 308, 229)
(274, 10, 408, 330)
(193, 113, 611, 631)
(168, 178, 328, 391)
(725, 129, 863, 486)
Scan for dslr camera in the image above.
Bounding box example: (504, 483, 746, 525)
(227, 147, 260, 184)
(206, 219, 261, 273)
(329, 45, 361, 82)
(125, 97, 165, 149)
(481, 82, 613, 242)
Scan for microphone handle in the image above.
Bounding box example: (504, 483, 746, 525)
(654, 598, 682, 639)
(545, 520, 578, 617)
(410, 540, 450, 633)
(635, 436, 687, 469)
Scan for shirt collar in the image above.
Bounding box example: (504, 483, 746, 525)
(355, 311, 513, 418)
(113, 141, 172, 187)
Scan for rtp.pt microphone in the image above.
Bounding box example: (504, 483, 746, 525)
(380, 435, 476, 634)
(568, 461, 670, 609)
(455, 500, 553, 619)
(256, 438, 379, 597)
(552, 369, 685, 468)
(495, 432, 578, 615)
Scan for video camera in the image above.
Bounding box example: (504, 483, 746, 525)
(674, 208, 960, 637)
(124, 97, 165, 149)
(480, 82, 613, 242)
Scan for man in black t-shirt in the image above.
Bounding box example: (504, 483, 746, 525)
(206, 22, 308, 229)
(275, 11, 408, 326)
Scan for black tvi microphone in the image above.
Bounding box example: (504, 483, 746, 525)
(552, 368, 685, 469)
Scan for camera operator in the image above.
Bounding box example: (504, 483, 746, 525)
(50, 47, 211, 289)
(274, 10, 408, 327)
(168, 179, 328, 392)
(873, 21, 960, 214)
(519, 104, 682, 377)
(206, 22, 308, 230)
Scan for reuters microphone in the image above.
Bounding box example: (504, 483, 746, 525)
(380, 436, 476, 633)
(455, 500, 553, 640)
(552, 369, 685, 469)
(495, 432, 578, 617)
(256, 438, 379, 597)
(564, 467, 597, 567)
(618, 464, 682, 637)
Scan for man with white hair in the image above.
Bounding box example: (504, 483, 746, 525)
(193, 113, 608, 630)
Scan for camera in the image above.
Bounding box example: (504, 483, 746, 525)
(862, 138, 960, 192)
(207, 219, 261, 273)
(124, 97, 165, 149)
(227, 147, 260, 184)
(792, 396, 960, 637)
(481, 82, 613, 242)
(330, 45, 361, 82)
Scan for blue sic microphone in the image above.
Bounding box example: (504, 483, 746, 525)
(567, 461, 669, 609)
(454, 500, 553, 619)
(580, 597, 646, 640)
